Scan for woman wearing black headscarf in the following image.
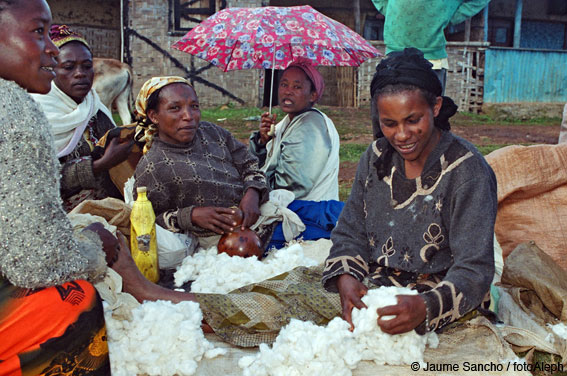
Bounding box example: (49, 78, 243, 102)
(322, 48, 498, 335)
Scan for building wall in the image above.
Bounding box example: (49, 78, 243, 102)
(49, 0, 121, 59)
(484, 48, 567, 103)
(127, 0, 263, 107)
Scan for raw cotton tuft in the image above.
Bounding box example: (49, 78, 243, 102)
(174, 243, 318, 293)
(104, 300, 226, 376)
(239, 286, 438, 376)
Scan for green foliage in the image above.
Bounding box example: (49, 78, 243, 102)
(200, 106, 286, 139)
(455, 112, 560, 126)
(339, 182, 353, 202)
(339, 144, 367, 163)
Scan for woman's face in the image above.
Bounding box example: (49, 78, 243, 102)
(147, 83, 201, 145)
(54, 42, 94, 103)
(278, 67, 317, 120)
(377, 90, 442, 171)
(0, 0, 58, 93)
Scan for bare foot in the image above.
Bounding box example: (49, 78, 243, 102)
(112, 232, 198, 304)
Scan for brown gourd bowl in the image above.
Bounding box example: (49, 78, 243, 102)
(217, 228, 263, 259)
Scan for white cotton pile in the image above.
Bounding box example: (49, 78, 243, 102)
(104, 300, 226, 376)
(352, 287, 438, 366)
(239, 286, 438, 376)
(174, 243, 318, 293)
(239, 317, 361, 376)
(549, 322, 567, 340)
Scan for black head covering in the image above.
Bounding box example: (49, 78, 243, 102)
(370, 48, 457, 133)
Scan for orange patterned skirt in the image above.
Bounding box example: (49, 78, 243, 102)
(0, 278, 110, 375)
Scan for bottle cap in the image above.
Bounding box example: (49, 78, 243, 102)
(137, 186, 147, 193)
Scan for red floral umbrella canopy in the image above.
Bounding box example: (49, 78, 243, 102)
(172, 5, 380, 72)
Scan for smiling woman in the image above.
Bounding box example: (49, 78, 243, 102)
(31, 25, 133, 211)
(132, 76, 271, 251)
(0, 0, 112, 374)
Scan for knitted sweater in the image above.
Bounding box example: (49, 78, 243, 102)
(372, 0, 490, 60)
(0, 78, 106, 289)
(134, 122, 269, 237)
(322, 131, 497, 333)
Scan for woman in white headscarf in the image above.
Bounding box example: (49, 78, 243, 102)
(32, 24, 133, 211)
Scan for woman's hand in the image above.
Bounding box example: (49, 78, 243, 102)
(84, 222, 119, 266)
(376, 294, 427, 334)
(191, 206, 238, 234)
(259, 112, 276, 144)
(238, 188, 261, 229)
(337, 273, 368, 331)
(92, 137, 134, 174)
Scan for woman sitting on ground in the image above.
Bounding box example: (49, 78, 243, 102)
(249, 57, 340, 201)
(132, 77, 270, 250)
(249, 58, 344, 249)
(32, 25, 133, 211)
(323, 48, 497, 334)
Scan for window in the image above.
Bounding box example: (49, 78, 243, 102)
(363, 15, 384, 40)
(487, 19, 513, 47)
(168, 0, 227, 36)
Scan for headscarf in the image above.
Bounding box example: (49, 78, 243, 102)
(49, 24, 90, 49)
(133, 76, 193, 153)
(370, 48, 457, 134)
(285, 57, 325, 102)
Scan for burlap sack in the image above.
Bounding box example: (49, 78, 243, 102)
(497, 242, 567, 363)
(71, 197, 132, 236)
(485, 143, 567, 270)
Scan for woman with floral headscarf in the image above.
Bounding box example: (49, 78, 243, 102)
(132, 77, 270, 250)
(32, 24, 133, 211)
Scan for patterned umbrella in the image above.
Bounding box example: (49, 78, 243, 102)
(172, 5, 380, 71)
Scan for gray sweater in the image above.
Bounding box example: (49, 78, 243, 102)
(0, 78, 106, 289)
(323, 131, 497, 333)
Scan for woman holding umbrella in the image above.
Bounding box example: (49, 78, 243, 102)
(249, 57, 340, 202)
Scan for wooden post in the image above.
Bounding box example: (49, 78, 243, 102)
(513, 0, 523, 48)
(354, 0, 361, 35)
(465, 19, 471, 42)
(483, 4, 489, 42)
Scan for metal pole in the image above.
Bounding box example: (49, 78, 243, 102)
(120, 0, 124, 62)
(513, 0, 523, 48)
(354, 0, 361, 35)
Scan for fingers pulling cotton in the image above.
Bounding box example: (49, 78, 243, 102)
(352, 287, 438, 366)
(239, 286, 438, 376)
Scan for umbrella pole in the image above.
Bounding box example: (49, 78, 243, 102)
(268, 48, 276, 136)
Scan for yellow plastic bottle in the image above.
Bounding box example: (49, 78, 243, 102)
(130, 186, 159, 283)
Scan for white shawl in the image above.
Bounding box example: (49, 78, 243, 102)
(31, 83, 115, 157)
